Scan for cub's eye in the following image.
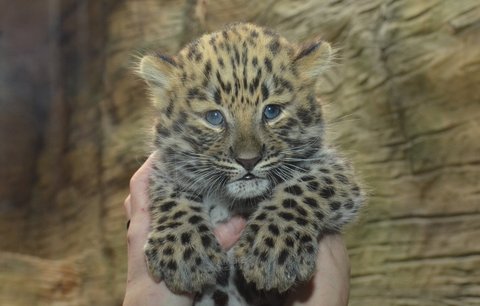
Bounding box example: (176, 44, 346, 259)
(263, 104, 282, 120)
(205, 110, 224, 126)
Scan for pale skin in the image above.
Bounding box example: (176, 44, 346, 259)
(123, 154, 350, 306)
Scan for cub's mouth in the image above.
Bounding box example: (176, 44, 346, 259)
(226, 175, 270, 198)
(239, 173, 257, 180)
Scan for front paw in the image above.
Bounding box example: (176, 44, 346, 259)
(234, 223, 318, 292)
(145, 230, 227, 293)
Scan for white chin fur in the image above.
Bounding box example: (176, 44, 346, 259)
(226, 179, 270, 199)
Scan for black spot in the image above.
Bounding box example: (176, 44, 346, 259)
(198, 224, 209, 232)
(250, 224, 260, 232)
(214, 88, 222, 105)
(264, 57, 272, 72)
(315, 211, 324, 220)
(156, 225, 166, 231)
(282, 199, 298, 209)
(201, 235, 212, 247)
(173, 211, 187, 220)
(265, 237, 275, 248)
(297, 108, 313, 125)
(268, 224, 280, 236)
(333, 213, 343, 221)
(284, 185, 303, 195)
(264, 205, 277, 211)
(345, 199, 355, 209)
(319, 168, 330, 174)
(307, 181, 319, 191)
(335, 173, 349, 184)
(160, 201, 176, 212)
(166, 222, 181, 229)
(252, 56, 258, 67)
(158, 216, 168, 224)
(251, 30, 259, 37)
(329, 201, 342, 211)
(279, 212, 294, 221)
(183, 248, 193, 260)
(296, 206, 308, 216)
(352, 185, 361, 196)
(218, 57, 225, 68)
(167, 260, 177, 270)
(284, 237, 294, 247)
(269, 40, 280, 55)
(195, 257, 202, 265)
(300, 175, 315, 181)
(216, 268, 230, 287)
(301, 235, 312, 243)
(260, 251, 269, 262)
(181, 232, 191, 244)
(188, 215, 202, 225)
(204, 60, 212, 77)
(278, 249, 289, 265)
(155, 124, 171, 137)
(303, 197, 318, 208)
(333, 164, 344, 171)
(163, 247, 174, 255)
(255, 213, 267, 221)
(305, 244, 315, 254)
(323, 177, 333, 185)
(156, 54, 177, 66)
(320, 187, 336, 199)
(166, 234, 176, 242)
(261, 82, 269, 101)
(295, 42, 321, 61)
(295, 217, 308, 226)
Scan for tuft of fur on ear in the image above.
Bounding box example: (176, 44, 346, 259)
(138, 54, 177, 103)
(294, 40, 333, 79)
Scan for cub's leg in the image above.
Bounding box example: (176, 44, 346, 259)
(145, 170, 228, 293)
(234, 150, 363, 292)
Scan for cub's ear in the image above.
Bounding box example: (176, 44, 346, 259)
(138, 53, 177, 94)
(294, 40, 332, 79)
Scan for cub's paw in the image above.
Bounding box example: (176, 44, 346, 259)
(234, 223, 318, 292)
(144, 230, 227, 293)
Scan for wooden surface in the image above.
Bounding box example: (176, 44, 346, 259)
(1, 0, 479, 305)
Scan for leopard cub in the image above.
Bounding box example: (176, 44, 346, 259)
(138, 23, 364, 306)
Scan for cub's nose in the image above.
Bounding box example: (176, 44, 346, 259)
(235, 156, 261, 171)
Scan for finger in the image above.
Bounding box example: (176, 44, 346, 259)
(129, 153, 156, 215)
(124, 195, 132, 219)
(126, 206, 152, 282)
(213, 216, 246, 250)
(126, 153, 157, 282)
(285, 234, 350, 306)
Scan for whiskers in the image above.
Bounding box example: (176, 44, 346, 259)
(162, 151, 231, 196)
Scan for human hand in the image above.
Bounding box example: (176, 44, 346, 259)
(123, 154, 349, 306)
(123, 153, 246, 306)
(285, 234, 350, 306)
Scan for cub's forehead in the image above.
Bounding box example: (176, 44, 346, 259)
(171, 24, 299, 108)
(177, 23, 296, 70)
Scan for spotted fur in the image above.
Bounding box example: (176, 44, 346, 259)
(138, 23, 364, 306)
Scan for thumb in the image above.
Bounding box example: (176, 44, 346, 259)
(213, 216, 246, 250)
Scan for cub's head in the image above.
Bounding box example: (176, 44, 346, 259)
(138, 23, 332, 199)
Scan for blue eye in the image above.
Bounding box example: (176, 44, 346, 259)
(263, 104, 282, 120)
(205, 110, 224, 126)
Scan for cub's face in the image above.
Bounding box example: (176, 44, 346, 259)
(139, 23, 331, 199)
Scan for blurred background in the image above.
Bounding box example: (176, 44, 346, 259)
(0, 0, 479, 305)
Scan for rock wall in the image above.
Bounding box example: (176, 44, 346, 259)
(0, 0, 479, 305)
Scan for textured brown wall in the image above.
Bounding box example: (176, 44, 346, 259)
(0, 0, 479, 305)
